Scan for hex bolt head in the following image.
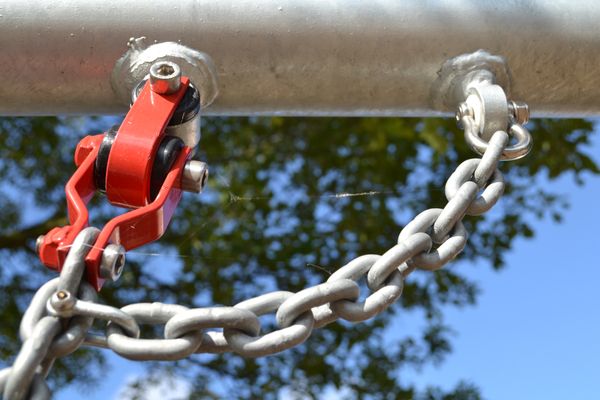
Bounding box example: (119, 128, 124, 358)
(508, 101, 530, 125)
(181, 160, 209, 193)
(455, 102, 473, 128)
(149, 61, 182, 94)
(100, 244, 126, 282)
(36, 235, 45, 254)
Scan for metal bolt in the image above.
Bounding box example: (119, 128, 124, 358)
(455, 102, 473, 128)
(508, 101, 530, 125)
(100, 244, 126, 282)
(36, 235, 45, 254)
(181, 160, 209, 193)
(149, 61, 181, 94)
(48, 289, 76, 317)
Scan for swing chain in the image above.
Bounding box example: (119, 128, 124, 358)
(1, 229, 100, 400)
(1, 100, 531, 400)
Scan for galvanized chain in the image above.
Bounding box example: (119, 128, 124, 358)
(1, 229, 100, 400)
(1, 101, 532, 400)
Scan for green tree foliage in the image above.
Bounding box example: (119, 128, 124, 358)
(0, 116, 597, 398)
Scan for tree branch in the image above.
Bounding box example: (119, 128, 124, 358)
(0, 211, 67, 251)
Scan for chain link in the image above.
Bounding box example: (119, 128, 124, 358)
(1, 112, 532, 399)
(1, 229, 100, 400)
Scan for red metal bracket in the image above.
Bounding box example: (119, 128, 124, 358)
(106, 77, 189, 208)
(38, 77, 192, 291)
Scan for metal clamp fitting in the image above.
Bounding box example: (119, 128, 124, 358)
(38, 62, 209, 291)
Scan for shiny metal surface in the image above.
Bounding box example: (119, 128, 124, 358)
(399, 208, 468, 271)
(149, 61, 181, 95)
(99, 244, 126, 282)
(181, 160, 209, 193)
(465, 85, 509, 142)
(0, 0, 599, 116)
(165, 114, 201, 150)
(445, 157, 505, 216)
(3, 228, 100, 400)
(366, 233, 432, 291)
(115, 39, 218, 111)
(509, 101, 530, 125)
(462, 117, 533, 160)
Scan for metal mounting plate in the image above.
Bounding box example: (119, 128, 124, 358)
(111, 38, 219, 110)
(430, 50, 511, 112)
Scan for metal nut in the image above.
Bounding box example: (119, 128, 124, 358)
(508, 101, 530, 125)
(100, 244, 126, 282)
(47, 290, 76, 317)
(181, 160, 209, 193)
(149, 61, 182, 94)
(35, 235, 45, 254)
(455, 102, 473, 128)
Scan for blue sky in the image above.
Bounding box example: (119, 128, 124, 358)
(400, 128, 600, 399)
(403, 167, 600, 397)
(53, 121, 600, 400)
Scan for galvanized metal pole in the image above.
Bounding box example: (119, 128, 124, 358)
(1, 0, 600, 117)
